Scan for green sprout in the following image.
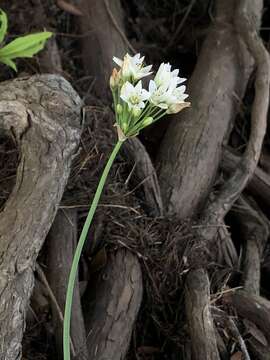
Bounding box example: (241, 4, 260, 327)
(0, 9, 52, 71)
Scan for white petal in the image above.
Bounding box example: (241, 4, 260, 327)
(149, 80, 157, 93)
(135, 80, 143, 92)
(177, 85, 186, 93)
(181, 94, 189, 100)
(143, 65, 152, 72)
(120, 81, 134, 100)
(125, 81, 135, 93)
(138, 101, 146, 109)
(113, 56, 123, 67)
(141, 89, 150, 100)
(177, 77, 187, 84)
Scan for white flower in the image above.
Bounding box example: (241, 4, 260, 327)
(149, 64, 189, 111)
(154, 62, 186, 88)
(120, 81, 150, 111)
(148, 80, 172, 109)
(113, 53, 152, 81)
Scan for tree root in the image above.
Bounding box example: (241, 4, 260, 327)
(46, 209, 88, 359)
(185, 269, 220, 360)
(0, 75, 82, 359)
(83, 249, 143, 360)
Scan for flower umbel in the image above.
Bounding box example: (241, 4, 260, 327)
(111, 53, 190, 140)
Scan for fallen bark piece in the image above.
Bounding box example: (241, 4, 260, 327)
(0, 74, 82, 360)
(83, 249, 143, 360)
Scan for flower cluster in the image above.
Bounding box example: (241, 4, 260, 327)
(110, 53, 190, 141)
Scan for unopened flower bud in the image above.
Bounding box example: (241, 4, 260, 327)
(141, 116, 153, 128)
(167, 102, 191, 114)
(116, 104, 123, 114)
(122, 122, 128, 133)
(110, 68, 120, 89)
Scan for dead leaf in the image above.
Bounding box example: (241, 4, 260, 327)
(230, 351, 243, 360)
(56, 0, 83, 16)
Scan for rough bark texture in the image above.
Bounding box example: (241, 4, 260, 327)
(185, 269, 220, 360)
(79, 0, 127, 98)
(46, 209, 88, 359)
(230, 291, 270, 345)
(222, 148, 270, 211)
(157, 0, 261, 219)
(233, 197, 269, 295)
(0, 75, 82, 360)
(83, 249, 143, 360)
(156, 0, 267, 357)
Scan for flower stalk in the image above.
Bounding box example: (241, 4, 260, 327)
(63, 52, 190, 360)
(63, 140, 123, 360)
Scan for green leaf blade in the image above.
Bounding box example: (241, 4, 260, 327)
(0, 31, 52, 59)
(0, 57, 17, 71)
(0, 9, 8, 44)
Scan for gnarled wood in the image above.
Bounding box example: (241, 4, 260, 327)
(157, 0, 262, 219)
(230, 291, 270, 345)
(0, 75, 82, 360)
(185, 269, 220, 360)
(232, 197, 269, 295)
(83, 249, 143, 360)
(79, 0, 127, 98)
(222, 148, 270, 211)
(46, 209, 88, 359)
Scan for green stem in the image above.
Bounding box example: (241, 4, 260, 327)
(63, 140, 123, 360)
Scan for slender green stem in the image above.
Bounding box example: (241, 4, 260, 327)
(63, 140, 123, 360)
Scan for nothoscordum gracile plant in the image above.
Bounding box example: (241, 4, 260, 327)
(63, 53, 190, 360)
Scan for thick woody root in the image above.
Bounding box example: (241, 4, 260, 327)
(45, 209, 88, 359)
(157, 0, 260, 219)
(222, 149, 270, 212)
(156, 0, 269, 358)
(83, 249, 143, 360)
(185, 269, 220, 360)
(0, 75, 82, 360)
(79, 0, 128, 98)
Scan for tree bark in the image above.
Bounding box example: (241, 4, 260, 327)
(157, 0, 262, 219)
(0, 75, 82, 360)
(83, 249, 143, 360)
(79, 0, 128, 98)
(185, 269, 220, 360)
(46, 209, 88, 359)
